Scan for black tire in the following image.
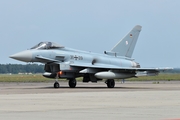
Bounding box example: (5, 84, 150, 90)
(68, 78, 77, 88)
(54, 82, 59, 88)
(107, 79, 115, 88)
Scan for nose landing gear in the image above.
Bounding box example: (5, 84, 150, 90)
(53, 72, 77, 88)
(54, 82, 59, 88)
(54, 73, 60, 88)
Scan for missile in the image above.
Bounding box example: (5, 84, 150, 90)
(95, 71, 135, 79)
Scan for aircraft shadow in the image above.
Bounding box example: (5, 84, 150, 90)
(28, 86, 151, 90)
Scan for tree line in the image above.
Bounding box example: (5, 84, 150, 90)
(0, 64, 44, 74)
(0, 64, 180, 74)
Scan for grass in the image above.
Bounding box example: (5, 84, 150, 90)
(0, 74, 52, 82)
(0, 73, 180, 82)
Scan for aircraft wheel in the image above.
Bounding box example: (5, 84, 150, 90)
(106, 79, 115, 88)
(68, 78, 77, 88)
(54, 82, 59, 88)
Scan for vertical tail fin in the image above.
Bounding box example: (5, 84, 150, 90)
(111, 25, 142, 58)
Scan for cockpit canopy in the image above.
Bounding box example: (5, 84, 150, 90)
(31, 42, 64, 50)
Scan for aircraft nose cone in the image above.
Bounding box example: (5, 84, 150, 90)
(10, 50, 32, 62)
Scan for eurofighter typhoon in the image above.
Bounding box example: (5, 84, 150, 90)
(10, 25, 172, 88)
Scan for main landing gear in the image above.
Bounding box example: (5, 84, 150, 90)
(105, 79, 115, 88)
(68, 78, 77, 88)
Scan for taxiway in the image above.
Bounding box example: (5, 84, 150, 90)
(0, 81, 180, 120)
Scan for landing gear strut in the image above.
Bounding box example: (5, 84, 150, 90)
(105, 79, 115, 88)
(68, 78, 77, 88)
(54, 73, 59, 88)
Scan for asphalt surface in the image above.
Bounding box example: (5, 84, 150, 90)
(0, 81, 180, 120)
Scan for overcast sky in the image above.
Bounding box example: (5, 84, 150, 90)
(0, 0, 180, 67)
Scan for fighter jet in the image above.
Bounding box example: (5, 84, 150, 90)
(10, 25, 172, 88)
